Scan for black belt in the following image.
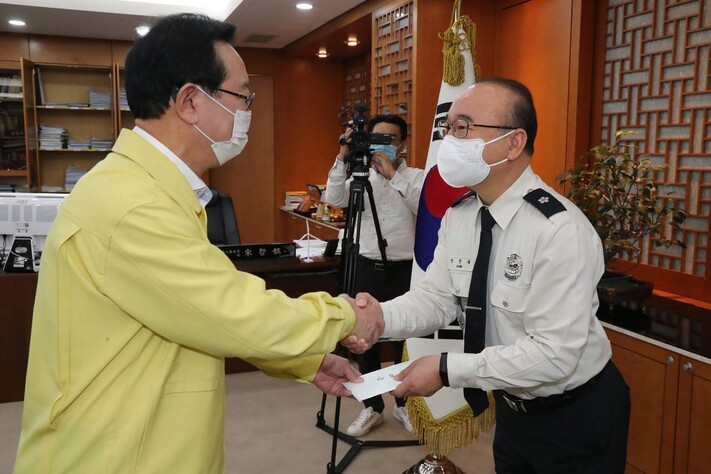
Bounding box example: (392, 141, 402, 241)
(494, 361, 611, 413)
(357, 255, 412, 271)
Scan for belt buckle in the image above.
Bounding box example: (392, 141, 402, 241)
(502, 393, 527, 413)
(373, 261, 385, 271)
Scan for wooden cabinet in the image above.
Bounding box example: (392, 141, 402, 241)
(0, 61, 29, 191)
(606, 327, 711, 474)
(674, 355, 711, 473)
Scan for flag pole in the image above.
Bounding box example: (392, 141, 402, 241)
(404, 1, 491, 471)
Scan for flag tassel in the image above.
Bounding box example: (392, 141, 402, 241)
(440, 15, 481, 86)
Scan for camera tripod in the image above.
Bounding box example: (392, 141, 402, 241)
(316, 169, 419, 474)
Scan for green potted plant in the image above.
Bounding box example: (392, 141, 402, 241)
(557, 130, 687, 307)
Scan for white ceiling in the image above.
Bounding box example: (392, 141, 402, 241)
(0, 0, 367, 48)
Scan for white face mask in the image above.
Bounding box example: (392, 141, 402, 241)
(436, 130, 515, 188)
(193, 88, 251, 165)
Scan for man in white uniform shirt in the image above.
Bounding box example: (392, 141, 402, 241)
(344, 78, 630, 473)
(324, 114, 424, 436)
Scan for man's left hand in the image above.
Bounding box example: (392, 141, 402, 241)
(390, 355, 443, 398)
(372, 151, 397, 179)
(313, 354, 362, 397)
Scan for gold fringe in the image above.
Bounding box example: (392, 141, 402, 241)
(439, 0, 481, 86)
(402, 344, 496, 457)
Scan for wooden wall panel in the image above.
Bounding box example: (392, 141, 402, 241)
(495, 0, 573, 189)
(209, 75, 275, 244)
(0, 32, 29, 62)
(28, 35, 112, 66)
(111, 40, 133, 66)
(273, 58, 344, 241)
(412, 0, 497, 169)
(237, 47, 279, 76)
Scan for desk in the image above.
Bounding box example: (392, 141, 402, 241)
(0, 256, 340, 403)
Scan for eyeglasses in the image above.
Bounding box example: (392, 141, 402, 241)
(436, 118, 516, 139)
(216, 87, 256, 110)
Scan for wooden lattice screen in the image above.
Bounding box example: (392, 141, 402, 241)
(599, 0, 711, 292)
(372, 1, 414, 127)
(344, 56, 370, 109)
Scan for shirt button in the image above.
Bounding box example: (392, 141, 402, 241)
(455, 288, 460, 294)
(503, 301, 509, 308)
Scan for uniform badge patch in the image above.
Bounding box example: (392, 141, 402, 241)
(505, 253, 523, 281)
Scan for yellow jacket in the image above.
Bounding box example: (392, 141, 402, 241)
(14, 130, 355, 473)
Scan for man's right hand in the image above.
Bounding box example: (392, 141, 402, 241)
(336, 128, 354, 162)
(340, 292, 383, 353)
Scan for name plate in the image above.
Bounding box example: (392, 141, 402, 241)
(218, 242, 296, 261)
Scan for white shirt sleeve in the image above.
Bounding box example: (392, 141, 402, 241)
(388, 167, 425, 215)
(323, 158, 350, 208)
(381, 210, 460, 339)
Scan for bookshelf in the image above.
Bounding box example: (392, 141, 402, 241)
(0, 62, 29, 191)
(27, 61, 116, 192)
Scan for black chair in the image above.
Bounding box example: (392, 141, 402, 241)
(205, 189, 241, 245)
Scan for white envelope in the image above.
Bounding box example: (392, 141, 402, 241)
(343, 360, 413, 402)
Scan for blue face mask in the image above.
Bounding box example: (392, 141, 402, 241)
(370, 144, 398, 162)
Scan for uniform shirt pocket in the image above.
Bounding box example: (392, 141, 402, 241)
(490, 280, 530, 314)
(449, 269, 472, 299)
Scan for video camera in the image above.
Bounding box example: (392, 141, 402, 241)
(338, 103, 391, 180)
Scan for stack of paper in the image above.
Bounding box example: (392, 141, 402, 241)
(89, 89, 111, 109)
(90, 137, 113, 150)
(67, 138, 90, 150)
(119, 88, 129, 111)
(39, 124, 68, 149)
(294, 237, 327, 259)
(64, 164, 88, 190)
(284, 191, 307, 209)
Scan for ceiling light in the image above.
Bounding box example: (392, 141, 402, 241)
(346, 36, 359, 47)
(135, 24, 151, 37)
(8, 19, 26, 27)
(317, 48, 328, 58)
(296, 3, 313, 10)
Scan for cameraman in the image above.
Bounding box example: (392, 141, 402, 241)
(323, 114, 424, 436)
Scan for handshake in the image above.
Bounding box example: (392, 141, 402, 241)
(340, 292, 384, 354)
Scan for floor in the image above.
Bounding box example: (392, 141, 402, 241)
(0, 371, 496, 473)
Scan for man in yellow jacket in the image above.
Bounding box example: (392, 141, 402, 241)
(14, 13, 383, 473)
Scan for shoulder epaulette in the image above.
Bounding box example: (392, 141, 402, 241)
(451, 190, 477, 208)
(523, 188, 566, 218)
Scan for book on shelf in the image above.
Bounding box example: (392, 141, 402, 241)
(119, 88, 129, 111)
(39, 123, 68, 150)
(40, 184, 64, 193)
(0, 105, 25, 137)
(35, 67, 45, 105)
(0, 75, 22, 100)
(65, 164, 88, 190)
(90, 137, 113, 150)
(89, 89, 112, 109)
(41, 102, 92, 108)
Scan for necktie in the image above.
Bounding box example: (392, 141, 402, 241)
(463, 207, 495, 415)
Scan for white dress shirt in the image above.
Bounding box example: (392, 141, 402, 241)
(133, 126, 212, 208)
(381, 166, 612, 399)
(323, 158, 424, 260)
